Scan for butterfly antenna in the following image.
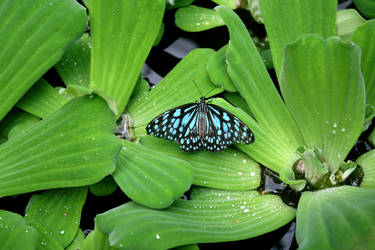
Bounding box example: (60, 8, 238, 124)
(193, 80, 204, 97)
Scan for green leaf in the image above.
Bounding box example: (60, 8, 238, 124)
(55, 33, 91, 88)
(89, 0, 165, 117)
(126, 49, 222, 138)
(216, 6, 304, 174)
(247, 0, 263, 24)
(259, 0, 337, 77)
(166, 0, 195, 9)
(175, 5, 224, 32)
(352, 20, 375, 106)
(356, 150, 375, 188)
(89, 175, 118, 197)
(0, 0, 86, 121)
(25, 187, 87, 248)
(82, 227, 113, 250)
(353, 0, 375, 19)
(211, 0, 238, 9)
(66, 229, 85, 250)
(189, 186, 259, 200)
(0, 95, 122, 197)
(0, 210, 39, 250)
(223, 91, 252, 115)
(96, 193, 295, 249)
(171, 244, 199, 250)
(296, 186, 375, 250)
(206, 45, 237, 92)
(113, 140, 192, 209)
(280, 35, 365, 172)
(0, 108, 39, 140)
(142, 136, 260, 191)
(16, 78, 68, 118)
(336, 9, 366, 43)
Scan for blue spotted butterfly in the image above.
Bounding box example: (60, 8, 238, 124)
(146, 97, 254, 152)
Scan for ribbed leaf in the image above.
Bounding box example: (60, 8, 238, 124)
(207, 45, 237, 92)
(90, 0, 165, 116)
(356, 150, 375, 188)
(0, 210, 39, 250)
(55, 33, 91, 88)
(280, 35, 365, 172)
(336, 9, 366, 43)
(16, 78, 68, 118)
(216, 6, 304, 174)
(189, 187, 259, 200)
(0, 95, 122, 197)
(142, 136, 260, 191)
(25, 187, 87, 248)
(259, 0, 337, 77)
(175, 5, 224, 32)
(352, 20, 375, 106)
(127, 49, 222, 138)
(113, 140, 192, 209)
(0, 0, 86, 121)
(296, 186, 375, 250)
(96, 192, 295, 249)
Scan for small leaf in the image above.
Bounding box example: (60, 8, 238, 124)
(90, 0, 165, 117)
(16, 78, 68, 118)
(0, 95, 122, 197)
(82, 227, 112, 250)
(353, 0, 375, 19)
(206, 45, 237, 92)
(142, 136, 260, 191)
(352, 20, 375, 106)
(0, 108, 39, 140)
(336, 9, 366, 43)
(0, 0, 86, 121)
(113, 140, 192, 209)
(259, 0, 337, 77)
(55, 33, 91, 88)
(356, 150, 375, 188)
(296, 186, 375, 249)
(96, 192, 295, 249)
(175, 5, 224, 32)
(89, 175, 118, 197)
(25, 187, 88, 248)
(280, 35, 365, 172)
(0, 210, 39, 250)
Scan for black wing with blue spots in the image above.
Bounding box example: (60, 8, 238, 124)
(146, 103, 202, 151)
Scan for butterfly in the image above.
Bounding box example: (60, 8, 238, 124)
(146, 97, 254, 152)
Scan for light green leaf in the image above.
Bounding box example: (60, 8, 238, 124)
(296, 186, 375, 250)
(96, 193, 295, 249)
(223, 91, 252, 115)
(0, 0, 86, 121)
(216, 6, 304, 174)
(82, 227, 113, 250)
(55, 33, 91, 88)
(175, 5, 224, 32)
(280, 35, 365, 172)
(247, 0, 263, 24)
(336, 9, 366, 43)
(259, 0, 337, 77)
(0, 95, 122, 197)
(189, 186, 259, 200)
(353, 0, 375, 19)
(89, 175, 118, 197)
(356, 150, 375, 188)
(66, 229, 85, 250)
(142, 136, 260, 191)
(25, 187, 87, 248)
(113, 140, 192, 209)
(207, 45, 237, 92)
(16, 78, 68, 118)
(352, 20, 375, 106)
(126, 49, 222, 138)
(90, 0, 165, 117)
(0, 210, 39, 250)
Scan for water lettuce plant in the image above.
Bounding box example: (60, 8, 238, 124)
(0, 0, 374, 249)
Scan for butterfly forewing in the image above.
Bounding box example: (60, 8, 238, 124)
(146, 103, 202, 151)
